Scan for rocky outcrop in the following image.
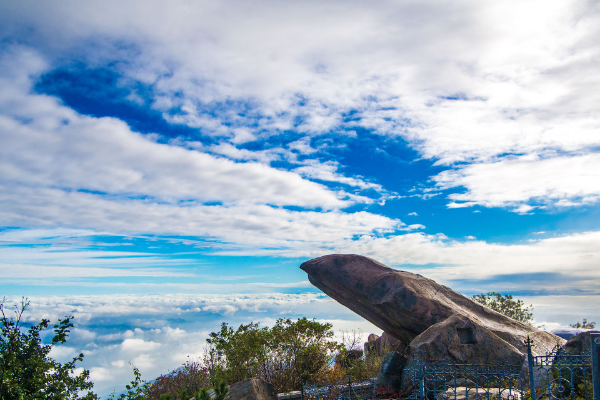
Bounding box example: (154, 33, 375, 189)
(335, 349, 364, 368)
(561, 330, 600, 355)
(376, 351, 407, 392)
(226, 378, 277, 400)
(364, 333, 379, 355)
(407, 314, 526, 365)
(300, 254, 563, 355)
(365, 332, 407, 357)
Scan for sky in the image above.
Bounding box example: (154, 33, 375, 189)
(0, 0, 599, 396)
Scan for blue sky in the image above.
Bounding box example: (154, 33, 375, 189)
(1, 0, 600, 396)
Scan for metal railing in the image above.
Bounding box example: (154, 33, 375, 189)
(301, 376, 377, 399)
(301, 333, 600, 400)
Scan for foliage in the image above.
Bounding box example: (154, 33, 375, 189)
(108, 363, 148, 400)
(335, 330, 382, 380)
(569, 319, 596, 329)
(343, 351, 382, 380)
(212, 380, 228, 400)
(471, 292, 534, 324)
(144, 358, 210, 400)
(193, 388, 210, 400)
(0, 297, 98, 400)
(205, 318, 341, 393)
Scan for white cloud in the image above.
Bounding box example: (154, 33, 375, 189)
(0, 51, 345, 210)
(0, 185, 399, 249)
(0, 263, 193, 279)
(0, 48, 402, 251)
(293, 160, 383, 191)
(1, 0, 596, 164)
(0, 0, 598, 216)
(120, 338, 161, 352)
(339, 231, 600, 286)
(201, 304, 238, 316)
(434, 154, 600, 211)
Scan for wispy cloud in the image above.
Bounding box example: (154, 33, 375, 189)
(435, 154, 600, 212)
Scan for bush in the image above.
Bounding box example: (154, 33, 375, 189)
(472, 292, 534, 324)
(335, 330, 383, 380)
(569, 319, 596, 329)
(205, 318, 341, 393)
(0, 297, 98, 399)
(144, 358, 210, 400)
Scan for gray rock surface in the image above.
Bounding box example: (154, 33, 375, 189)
(300, 254, 564, 355)
(226, 378, 277, 400)
(376, 351, 407, 392)
(408, 314, 526, 365)
(335, 349, 364, 368)
(365, 332, 407, 357)
(561, 330, 600, 355)
(364, 333, 380, 356)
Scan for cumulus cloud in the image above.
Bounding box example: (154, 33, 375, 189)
(1, 0, 597, 158)
(1, 0, 598, 215)
(0, 50, 346, 210)
(0, 47, 402, 252)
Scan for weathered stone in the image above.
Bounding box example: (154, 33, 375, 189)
(335, 349, 363, 368)
(365, 332, 407, 357)
(408, 314, 526, 365)
(225, 378, 277, 400)
(376, 351, 407, 393)
(379, 332, 407, 356)
(300, 254, 564, 355)
(561, 330, 600, 355)
(364, 333, 380, 356)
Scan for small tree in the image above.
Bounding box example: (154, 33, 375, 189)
(205, 318, 341, 393)
(471, 292, 534, 325)
(144, 357, 209, 400)
(212, 381, 228, 400)
(108, 363, 148, 400)
(569, 319, 596, 329)
(0, 297, 98, 400)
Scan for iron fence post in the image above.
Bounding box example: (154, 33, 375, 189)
(419, 365, 425, 400)
(348, 375, 351, 399)
(526, 336, 537, 400)
(591, 333, 600, 400)
(301, 383, 304, 400)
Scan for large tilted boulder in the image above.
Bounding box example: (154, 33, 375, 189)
(300, 254, 564, 356)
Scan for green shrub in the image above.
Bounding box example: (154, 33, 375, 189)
(0, 297, 98, 400)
